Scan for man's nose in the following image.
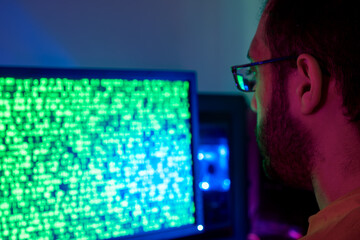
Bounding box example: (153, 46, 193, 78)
(250, 94, 257, 112)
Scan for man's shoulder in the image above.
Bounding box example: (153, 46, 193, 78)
(302, 206, 360, 240)
(334, 206, 360, 230)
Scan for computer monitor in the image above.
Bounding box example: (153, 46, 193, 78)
(0, 66, 203, 240)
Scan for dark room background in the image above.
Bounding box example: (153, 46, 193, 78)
(0, 1, 319, 239)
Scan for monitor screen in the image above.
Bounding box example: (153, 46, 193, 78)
(0, 67, 203, 240)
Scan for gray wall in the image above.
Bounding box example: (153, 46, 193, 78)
(0, 0, 263, 97)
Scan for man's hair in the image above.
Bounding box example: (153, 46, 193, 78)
(263, 0, 360, 124)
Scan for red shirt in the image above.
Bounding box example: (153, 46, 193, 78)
(301, 188, 360, 239)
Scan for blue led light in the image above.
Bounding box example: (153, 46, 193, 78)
(204, 153, 215, 160)
(219, 145, 228, 156)
(199, 182, 210, 190)
(222, 179, 231, 191)
(198, 140, 230, 192)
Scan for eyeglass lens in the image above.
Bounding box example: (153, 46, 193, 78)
(235, 67, 256, 92)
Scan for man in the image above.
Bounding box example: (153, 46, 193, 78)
(232, 0, 360, 238)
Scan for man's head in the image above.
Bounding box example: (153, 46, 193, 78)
(264, 0, 360, 124)
(250, 0, 360, 189)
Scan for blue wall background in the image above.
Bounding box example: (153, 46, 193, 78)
(0, 0, 263, 97)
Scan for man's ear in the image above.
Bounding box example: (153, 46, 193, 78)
(296, 53, 323, 115)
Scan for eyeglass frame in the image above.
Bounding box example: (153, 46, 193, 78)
(231, 55, 298, 92)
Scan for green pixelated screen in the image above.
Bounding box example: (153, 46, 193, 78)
(0, 76, 196, 240)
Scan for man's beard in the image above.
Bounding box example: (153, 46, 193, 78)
(255, 81, 315, 190)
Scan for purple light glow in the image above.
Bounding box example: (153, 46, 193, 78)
(288, 229, 303, 239)
(247, 233, 261, 240)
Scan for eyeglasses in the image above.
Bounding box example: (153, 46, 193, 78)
(231, 56, 297, 92)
